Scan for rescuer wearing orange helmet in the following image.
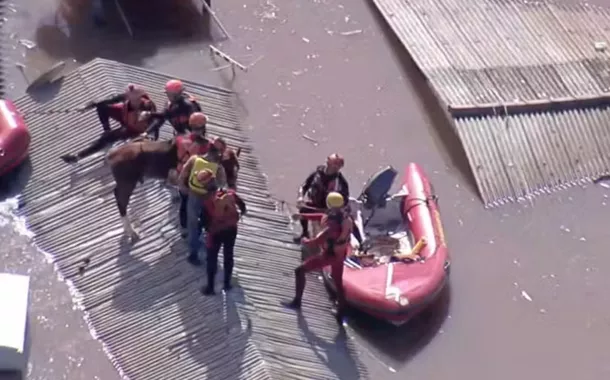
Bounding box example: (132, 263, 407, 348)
(60, 84, 157, 164)
(142, 79, 203, 139)
(174, 112, 213, 232)
(178, 126, 228, 266)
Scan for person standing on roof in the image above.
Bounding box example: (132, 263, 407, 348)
(201, 187, 247, 295)
(173, 112, 213, 232)
(60, 84, 157, 164)
(283, 192, 353, 324)
(178, 144, 227, 266)
(295, 153, 350, 241)
(213, 137, 240, 190)
(141, 79, 203, 140)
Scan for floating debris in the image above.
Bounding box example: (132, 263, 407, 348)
(521, 290, 533, 302)
(560, 225, 571, 233)
(595, 41, 607, 52)
(301, 134, 319, 144)
(579, 236, 586, 242)
(18, 39, 36, 49)
(340, 29, 362, 36)
(302, 37, 310, 43)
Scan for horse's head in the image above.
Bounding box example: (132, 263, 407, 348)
(221, 146, 241, 188)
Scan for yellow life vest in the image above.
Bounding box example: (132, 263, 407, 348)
(188, 157, 219, 195)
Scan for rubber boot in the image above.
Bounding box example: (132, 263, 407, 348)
(282, 267, 305, 309)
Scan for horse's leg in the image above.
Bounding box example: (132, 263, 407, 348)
(114, 179, 139, 239)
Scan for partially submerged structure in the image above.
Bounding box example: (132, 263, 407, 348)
(371, 0, 610, 207)
(14, 58, 367, 380)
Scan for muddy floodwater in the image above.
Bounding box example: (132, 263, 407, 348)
(2, 0, 610, 379)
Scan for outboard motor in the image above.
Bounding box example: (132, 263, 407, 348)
(358, 166, 398, 210)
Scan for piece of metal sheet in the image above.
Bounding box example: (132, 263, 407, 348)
(13, 58, 368, 380)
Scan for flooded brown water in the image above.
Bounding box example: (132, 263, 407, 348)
(2, 0, 610, 379)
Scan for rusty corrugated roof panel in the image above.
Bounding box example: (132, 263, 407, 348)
(455, 108, 610, 206)
(14, 58, 368, 380)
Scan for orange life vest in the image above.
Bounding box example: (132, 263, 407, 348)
(176, 133, 210, 173)
(320, 210, 352, 256)
(207, 189, 240, 234)
(122, 95, 155, 133)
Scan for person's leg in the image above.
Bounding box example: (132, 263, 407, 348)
(222, 227, 238, 290)
(97, 103, 124, 131)
(283, 254, 330, 309)
(60, 128, 124, 163)
(179, 191, 188, 232)
(203, 233, 222, 295)
(330, 254, 347, 323)
(186, 194, 204, 265)
(294, 202, 318, 242)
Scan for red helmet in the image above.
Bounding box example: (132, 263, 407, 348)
(165, 79, 184, 94)
(326, 153, 344, 168)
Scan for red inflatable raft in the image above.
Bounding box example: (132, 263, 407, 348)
(321, 163, 450, 326)
(0, 99, 30, 176)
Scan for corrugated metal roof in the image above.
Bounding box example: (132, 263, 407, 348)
(455, 108, 610, 206)
(13, 58, 368, 380)
(372, 0, 610, 106)
(370, 0, 610, 206)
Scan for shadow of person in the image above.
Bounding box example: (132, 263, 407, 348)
(345, 283, 452, 371)
(168, 234, 257, 378)
(0, 158, 32, 202)
(296, 311, 367, 380)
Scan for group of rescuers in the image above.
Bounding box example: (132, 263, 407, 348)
(59, 81, 363, 323)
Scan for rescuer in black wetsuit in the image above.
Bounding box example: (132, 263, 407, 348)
(60, 84, 157, 164)
(142, 79, 203, 140)
(296, 154, 348, 237)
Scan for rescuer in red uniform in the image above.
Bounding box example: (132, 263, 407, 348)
(283, 192, 353, 324)
(174, 112, 212, 231)
(201, 187, 247, 295)
(60, 84, 157, 164)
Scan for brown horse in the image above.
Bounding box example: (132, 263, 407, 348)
(107, 136, 241, 239)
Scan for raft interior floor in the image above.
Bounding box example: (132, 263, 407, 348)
(14, 58, 368, 380)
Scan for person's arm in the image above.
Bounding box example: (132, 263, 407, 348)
(233, 193, 247, 215)
(338, 173, 350, 201)
(303, 226, 330, 247)
(296, 213, 325, 221)
(91, 93, 126, 108)
(178, 156, 196, 193)
(298, 171, 317, 200)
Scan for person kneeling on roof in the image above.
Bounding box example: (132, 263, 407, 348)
(172, 112, 213, 233)
(283, 192, 353, 324)
(296, 153, 350, 241)
(201, 187, 247, 295)
(60, 84, 157, 164)
(178, 144, 227, 266)
(141, 79, 203, 140)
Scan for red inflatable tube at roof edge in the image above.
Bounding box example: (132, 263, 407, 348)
(0, 99, 31, 175)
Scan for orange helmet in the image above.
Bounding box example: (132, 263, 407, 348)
(189, 112, 208, 129)
(165, 79, 184, 94)
(326, 153, 344, 168)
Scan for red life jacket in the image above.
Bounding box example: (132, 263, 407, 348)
(207, 189, 240, 234)
(308, 166, 342, 206)
(176, 133, 210, 174)
(166, 95, 200, 131)
(122, 95, 155, 133)
(320, 210, 352, 256)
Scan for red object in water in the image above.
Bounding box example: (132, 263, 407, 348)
(0, 99, 30, 176)
(323, 163, 450, 326)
